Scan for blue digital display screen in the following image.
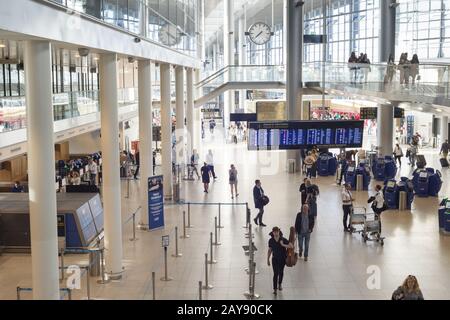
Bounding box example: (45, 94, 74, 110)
(248, 121, 364, 150)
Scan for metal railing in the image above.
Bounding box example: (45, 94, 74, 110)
(16, 287, 73, 300)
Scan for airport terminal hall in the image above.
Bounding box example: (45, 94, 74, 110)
(3, 0, 450, 306)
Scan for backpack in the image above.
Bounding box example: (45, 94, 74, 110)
(229, 170, 236, 181)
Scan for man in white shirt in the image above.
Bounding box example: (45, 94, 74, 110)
(88, 159, 98, 186)
(206, 149, 217, 180)
(341, 183, 354, 232)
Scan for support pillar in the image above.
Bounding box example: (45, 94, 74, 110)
(186, 68, 195, 157)
(99, 53, 123, 279)
(238, 16, 247, 111)
(377, 104, 394, 156)
(442, 116, 449, 143)
(379, 0, 397, 62)
(138, 60, 153, 227)
(160, 64, 173, 199)
(286, 0, 304, 172)
(223, 0, 235, 129)
(194, 69, 202, 153)
(24, 40, 60, 300)
(175, 66, 186, 165)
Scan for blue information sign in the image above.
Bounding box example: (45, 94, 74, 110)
(148, 175, 165, 230)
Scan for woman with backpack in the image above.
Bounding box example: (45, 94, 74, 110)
(229, 164, 239, 199)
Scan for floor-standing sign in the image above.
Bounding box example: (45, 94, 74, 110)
(148, 175, 165, 230)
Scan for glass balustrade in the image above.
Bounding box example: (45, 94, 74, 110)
(0, 88, 138, 134)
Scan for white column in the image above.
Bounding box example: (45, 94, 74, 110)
(223, 0, 235, 129)
(24, 40, 59, 300)
(160, 64, 173, 199)
(138, 60, 153, 227)
(194, 69, 202, 153)
(186, 68, 194, 156)
(442, 116, 449, 143)
(175, 66, 186, 165)
(99, 53, 123, 279)
(238, 16, 247, 111)
(283, 0, 288, 66)
(377, 104, 394, 156)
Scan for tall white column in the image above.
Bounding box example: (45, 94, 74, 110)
(194, 69, 202, 153)
(186, 68, 195, 156)
(223, 0, 235, 129)
(24, 40, 60, 300)
(442, 116, 449, 143)
(283, 0, 288, 66)
(138, 60, 153, 227)
(99, 53, 123, 279)
(377, 104, 394, 156)
(160, 64, 173, 199)
(238, 16, 247, 111)
(175, 66, 186, 165)
(286, 0, 304, 171)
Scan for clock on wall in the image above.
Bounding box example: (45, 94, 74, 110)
(246, 22, 273, 45)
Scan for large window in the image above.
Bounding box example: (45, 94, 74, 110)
(304, 0, 380, 63)
(397, 0, 450, 59)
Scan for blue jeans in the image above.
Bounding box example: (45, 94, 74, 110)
(298, 233, 311, 257)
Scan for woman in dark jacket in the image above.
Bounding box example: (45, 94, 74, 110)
(253, 180, 266, 227)
(267, 227, 292, 295)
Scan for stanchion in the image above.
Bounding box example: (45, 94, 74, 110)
(243, 203, 250, 228)
(202, 253, 213, 290)
(218, 203, 224, 228)
(152, 272, 156, 300)
(244, 262, 260, 299)
(86, 266, 91, 300)
(199, 281, 203, 300)
(208, 233, 217, 264)
(16, 287, 20, 300)
(97, 248, 111, 284)
(160, 247, 173, 281)
(126, 177, 130, 198)
(172, 227, 183, 258)
(213, 217, 221, 246)
(129, 211, 139, 241)
(187, 203, 194, 228)
(60, 249, 65, 281)
(67, 288, 72, 301)
(180, 211, 190, 239)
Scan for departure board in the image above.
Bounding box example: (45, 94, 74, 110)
(248, 120, 364, 150)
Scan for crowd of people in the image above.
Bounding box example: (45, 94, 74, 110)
(348, 52, 372, 83)
(227, 122, 247, 144)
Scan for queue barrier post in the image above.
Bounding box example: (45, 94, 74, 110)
(202, 253, 213, 290)
(208, 233, 217, 264)
(172, 227, 182, 258)
(213, 217, 221, 246)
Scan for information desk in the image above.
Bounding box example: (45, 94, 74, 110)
(0, 193, 104, 253)
(248, 120, 364, 150)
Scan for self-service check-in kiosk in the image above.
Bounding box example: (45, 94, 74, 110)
(384, 180, 398, 209)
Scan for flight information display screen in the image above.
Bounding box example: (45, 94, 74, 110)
(248, 120, 364, 150)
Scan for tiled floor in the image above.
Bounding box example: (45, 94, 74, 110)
(1, 129, 450, 300)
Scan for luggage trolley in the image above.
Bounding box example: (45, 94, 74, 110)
(362, 213, 385, 246)
(349, 207, 366, 234)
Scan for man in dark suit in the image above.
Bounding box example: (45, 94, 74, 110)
(253, 180, 266, 227)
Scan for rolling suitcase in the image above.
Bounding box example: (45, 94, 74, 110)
(440, 157, 449, 168)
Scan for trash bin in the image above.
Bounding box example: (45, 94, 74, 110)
(89, 250, 101, 277)
(288, 159, 296, 173)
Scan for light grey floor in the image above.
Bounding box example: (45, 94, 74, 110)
(1, 129, 450, 300)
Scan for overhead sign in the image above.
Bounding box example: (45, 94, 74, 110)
(230, 113, 257, 122)
(148, 175, 165, 230)
(360, 107, 405, 119)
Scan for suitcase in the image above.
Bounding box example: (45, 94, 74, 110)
(440, 158, 449, 168)
(416, 155, 427, 169)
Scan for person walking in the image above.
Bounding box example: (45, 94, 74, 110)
(299, 178, 308, 205)
(253, 180, 267, 227)
(294, 204, 316, 261)
(133, 150, 140, 179)
(440, 139, 450, 160)
(190, 150, 200, 180)
(267, 227, 293, 295)
(201, 162, 211, 193)
(368, 184, 386, 234)
(392, 275, 424, 300)
(342, 183, 354, 232)
(229, 164, 239, 199)
(385, 53, 396, 84)
(305, 179, 319, 217)
(206, 149, 217, 180)
(304, 152, 316, 179)
(152, 151, 157, 175)
(393, 144, 403, 166)
(409, 143, 418, 167)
